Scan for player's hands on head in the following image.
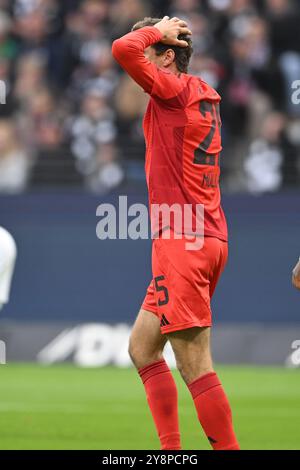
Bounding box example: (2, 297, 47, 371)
(292, 259, 300, 290)
(154, 16, 192, 48)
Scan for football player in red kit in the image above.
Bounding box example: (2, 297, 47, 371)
(112, 16, 240, 450)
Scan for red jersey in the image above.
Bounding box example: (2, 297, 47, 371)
(112, 26, 228, 241)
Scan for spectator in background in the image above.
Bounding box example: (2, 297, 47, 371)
(244, 111, 298, 192)
(0, 119, 30, 193)
(265, 0, 300, 57)
(244, 112, 285, 193)
(14, 52, 47, 111)
(14, 8, 49, 51)
(114, 73, 148, 161)
(170, 0, 204, 18)
(109, 0, 149, 39)
(0, 10, 17, 61)
(69, 87, 123, 192)
(0, 57, 12, 116)
(265, 0, 300, 117)
(17, 88, 63, 153)
(68, 40, 118, 106)
(12, 0, 67, 88)
(0, 10, 17, 116)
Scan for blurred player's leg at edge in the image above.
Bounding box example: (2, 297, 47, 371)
(112, 16, 240, 450)
(0, 227, 17, 311)
(292, 258, 300, 290)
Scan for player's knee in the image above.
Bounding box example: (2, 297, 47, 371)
(128, 337, 138, 365)
(128, 336, 146, 368)
(175, 358, 190, 384)
(175, 357, 214, 385)
(127, 339, 148, 368)
(128, 336, 163, 370)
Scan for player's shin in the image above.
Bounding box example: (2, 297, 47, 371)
(138, 359, 181, 450)
(188, 372, 240, 450)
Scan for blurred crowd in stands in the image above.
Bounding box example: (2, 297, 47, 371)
(0, 0, 299, 194)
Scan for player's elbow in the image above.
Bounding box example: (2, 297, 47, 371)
(111, 38, 126, 62)
(112, 38, 138, 64)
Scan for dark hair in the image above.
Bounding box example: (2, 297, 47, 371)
(131, 17, 193, 73)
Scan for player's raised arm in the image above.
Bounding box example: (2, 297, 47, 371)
(112, 26, 162, 94)
(111, 16, 192, 100)
(292, 258, 300, 290)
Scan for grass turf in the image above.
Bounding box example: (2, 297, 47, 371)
(0, 364, 299, 450)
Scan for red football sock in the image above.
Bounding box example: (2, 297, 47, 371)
(138, 359, 181, 450)
(188, 372, 240, 450)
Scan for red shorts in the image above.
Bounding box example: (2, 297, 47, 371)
(142, 235, 228, 334)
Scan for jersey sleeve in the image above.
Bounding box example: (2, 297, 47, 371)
(112, 26, 187, 105)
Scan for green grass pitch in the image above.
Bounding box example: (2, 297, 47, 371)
(0, 364, 299, 450)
